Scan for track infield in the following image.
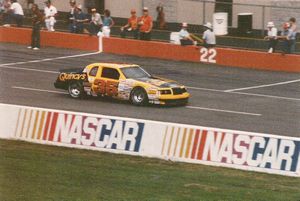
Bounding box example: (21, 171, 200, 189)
(0, 139, 300, 201)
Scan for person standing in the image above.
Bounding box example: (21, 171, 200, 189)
(120, 9, 138, 39)
(6, 0, 24, 27)
(44, 0, 57, 32)
(2, 0, 12, 27)
(138, 7, 153, 41)
(72, 4, 88, 34)
(264, 21, 278, 53)
(28, 4, 43, 50)
(102, 9, 114, 37)
(289, 17, 297, 53)
(67, 0, 76, 32)
(278, 22, 293, 55)
(156, 3, 165, 29)
(202, 22, 216, 48)
(87, 8, 102, 35)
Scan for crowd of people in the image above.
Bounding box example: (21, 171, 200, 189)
(265, 17, 297, 54)
(0, 0, 297, 54)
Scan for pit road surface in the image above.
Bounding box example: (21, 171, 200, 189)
(0, 43, 299, 137)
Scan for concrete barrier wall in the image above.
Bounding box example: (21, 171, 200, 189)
(0, 27, 98, 51)
(1, 27, 299, 72)
(0, 103, 300, 177)
(103, 37, 200, 62)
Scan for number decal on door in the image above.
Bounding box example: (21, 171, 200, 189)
(200, 48, 217, 63)
(93, 79, 118, 96)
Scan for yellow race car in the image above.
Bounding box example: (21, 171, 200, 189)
(54, 63, 190, 106)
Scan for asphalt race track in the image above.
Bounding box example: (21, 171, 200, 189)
(0, 43, 299, 137)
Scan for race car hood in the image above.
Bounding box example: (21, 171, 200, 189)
(135, 76, 182, 88)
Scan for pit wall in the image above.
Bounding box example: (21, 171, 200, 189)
(1, 27, 300, 72)
(0, 103, 300, 177)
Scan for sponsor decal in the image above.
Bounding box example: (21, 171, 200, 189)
(59, 73, 86, 81)
(14, 108, 144, 152)
(161, 126, 300, 172)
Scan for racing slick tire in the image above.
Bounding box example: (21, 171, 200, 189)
(130, 87, 149, 106)
(68, 82, 85, 99)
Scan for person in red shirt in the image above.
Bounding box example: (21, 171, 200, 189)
(120, 9, 138, 39)
(138, 7, 153, 41)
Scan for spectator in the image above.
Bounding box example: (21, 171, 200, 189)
(120, 9, 138, 39)
(178, 22, 196, 46)
(67, 0, 76, 32)
(138, 7, 153, 41)
(102, 9, 114, 37)
(71, 4, 88, 34)
(289, 17, 297, 53)
(27, 4, 43, 50)
(1, 0, 12, 26)
(264, 21, 278, 53)
(278, 22, 293, 55)
(44, 0, 57, 31)
(156, 3, 165, 29)
(5, 0, 24, 27)
(87, 8, 102, 35)
(202, 22, 216, 48)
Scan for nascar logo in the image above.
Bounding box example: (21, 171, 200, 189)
(161, 127, 300, 172)
(14, 108, 144, 152)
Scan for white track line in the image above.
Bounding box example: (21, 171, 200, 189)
(12, 86, 261, 117)
(231, 91, 300, 101)
(186, 86, 223, 92)
(224, 79, 300, 92)
(0, 51, 100, 67)
(12, 86, 68, 94)
(1, 66, 59, 73)
(187, 86, 300, 101)
(185, 106, 261, 116)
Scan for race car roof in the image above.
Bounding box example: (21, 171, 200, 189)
(89, 63, 139, 69)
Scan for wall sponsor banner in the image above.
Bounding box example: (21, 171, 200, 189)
(160, 126, 300, 176)
(0, 103, 299, 177)
(0, 104, 152, 155)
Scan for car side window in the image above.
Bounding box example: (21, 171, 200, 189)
(101, 67, 120, 80)
(89, 66, 98, 76)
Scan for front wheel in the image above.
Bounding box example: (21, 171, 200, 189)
(68, 82, 85, 99)
(130, 88, 148, 106)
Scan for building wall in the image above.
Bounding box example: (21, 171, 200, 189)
(105, 0, 143, 18)
(29, 0, 300, 31)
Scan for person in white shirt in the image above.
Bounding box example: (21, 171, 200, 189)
(44, 0, 57, 31)
(6, 0, 24, 27)
(264, 21, 278, 53)
(178, 22, 196, 46)
(87, 8, 102, 35)
(202, 22, 216, 48)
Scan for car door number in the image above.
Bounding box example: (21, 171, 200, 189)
(93, 79, 118, 96)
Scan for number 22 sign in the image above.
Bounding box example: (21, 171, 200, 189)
(200, 48, 217, 63)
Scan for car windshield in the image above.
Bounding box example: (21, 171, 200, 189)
(121, 66, 151, 79)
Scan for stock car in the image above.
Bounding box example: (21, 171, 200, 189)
(54, 63, 190, 106)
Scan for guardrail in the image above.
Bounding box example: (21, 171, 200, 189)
(1, 27, 300, 72)
(0, 103, 299, 177)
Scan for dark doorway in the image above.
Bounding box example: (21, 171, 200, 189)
(215, 0, 233, 26)
(85, 0, 105, 14)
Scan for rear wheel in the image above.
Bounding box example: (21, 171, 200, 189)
(68, 82, 85, 99)
(130, 87, 148, 106)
